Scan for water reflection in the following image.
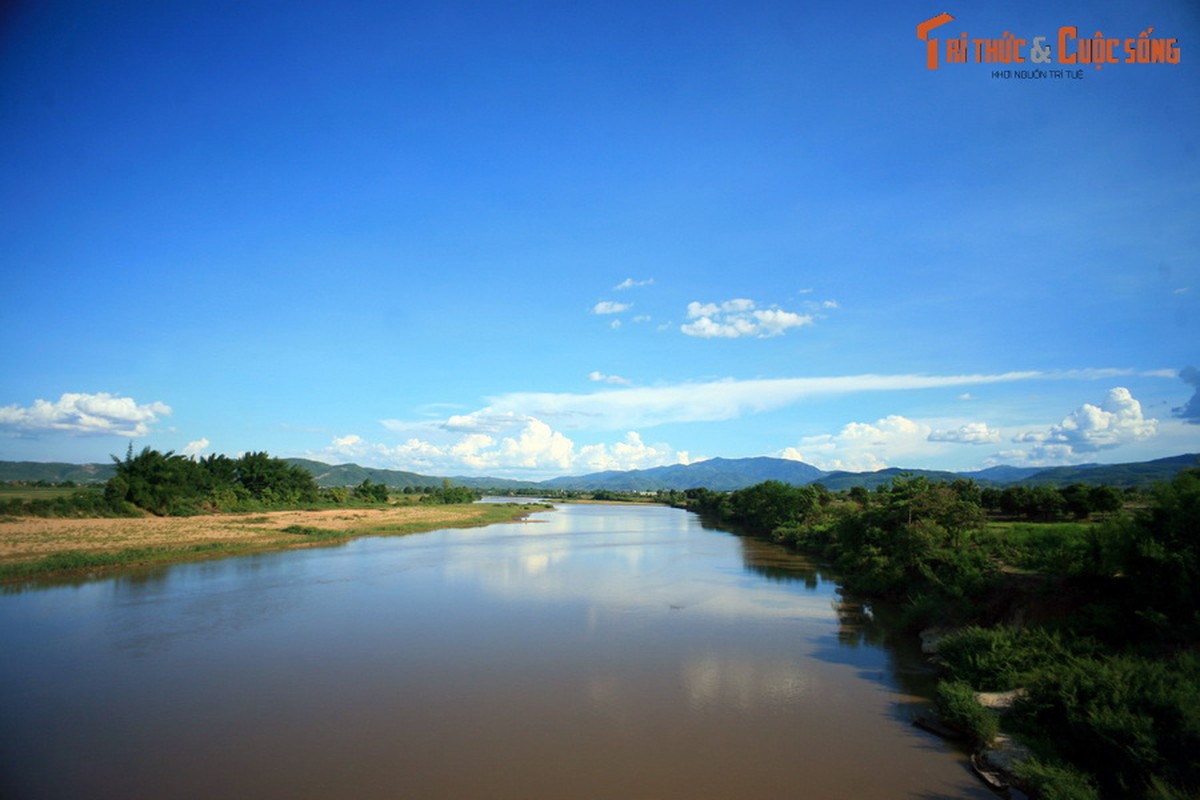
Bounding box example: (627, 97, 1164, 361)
(0, 502, 993, 800)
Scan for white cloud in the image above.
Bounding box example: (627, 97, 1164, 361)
(0, 392, 172, 437)
(479, 371, 1041, 431)
(473, 369, 1172, 433)
(681, 298, 814, 339)
(318, 416, 684, 477)
(588, 371, 632, 386)
(615, 278, 654, 290)
(577, 431, 675, 472)
(497, 417, 575, 469)
(928, 422, 1002, 444)
(182, 438, 210, 457)
(439, 412, 526, 434)
(360, 371, 1177, 475)
(592, 301, 631, 314)
(783, 415, 930, 472)
(1014, 387, 1157, 457)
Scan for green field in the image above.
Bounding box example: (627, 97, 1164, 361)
(0, 485, 103, 501)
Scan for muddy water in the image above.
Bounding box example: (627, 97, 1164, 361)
(0, 503, 993, 799)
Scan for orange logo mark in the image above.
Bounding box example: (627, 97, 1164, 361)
(918, 13, 955, 69)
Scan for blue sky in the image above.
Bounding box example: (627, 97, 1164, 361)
(2, 0, 1199, 479)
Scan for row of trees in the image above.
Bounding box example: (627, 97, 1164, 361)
(106, 446, 321, 514)
(2, 449, 489, 517)
(980, 483, 1125, 521)
(691, 471, 1200, 798)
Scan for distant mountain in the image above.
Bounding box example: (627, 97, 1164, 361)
(284, 459, 449, 489)
(960, 465, 1058, 484)
(282, 459, 542, 490)
(816, 467, 965, 491)
(0, 461, 114, 484)
(447, 475, 544, 490)
(542, 457, 827, 491)
(3, 452, 1197, 493)
(1015, 453, 1200, 488)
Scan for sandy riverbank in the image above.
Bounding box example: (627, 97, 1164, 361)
(0, 502, 548, 580)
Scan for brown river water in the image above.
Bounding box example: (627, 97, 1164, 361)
(0, 502, 997, 799)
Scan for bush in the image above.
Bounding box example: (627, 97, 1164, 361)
(1013, 757, 1099, 800)
(934, 679, 998, 747)
(1012, 653, 1200, 798)
(936, 626, 1074, 691)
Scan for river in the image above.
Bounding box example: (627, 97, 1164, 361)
(0, 502, 995, 798)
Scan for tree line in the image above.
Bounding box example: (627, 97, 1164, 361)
(103, 446, 321, 514)
(0, 447, 486, 518)
(687, 472, 1200, 800)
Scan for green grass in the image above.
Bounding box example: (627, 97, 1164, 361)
(934, 679, 999, 747)
(0, 485, 100, 500)
(0, 545, 266, 582)
(979, 520, 1097, 575)
(280, 524, 349, 541)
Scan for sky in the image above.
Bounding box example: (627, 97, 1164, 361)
(2, 0, 1199, 479)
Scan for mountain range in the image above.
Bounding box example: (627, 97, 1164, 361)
(3, 453, 1197, 492)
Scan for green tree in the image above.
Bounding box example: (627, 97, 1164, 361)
(354, 479, 390, 503)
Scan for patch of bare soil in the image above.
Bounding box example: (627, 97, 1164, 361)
(0, 505, 490, 565)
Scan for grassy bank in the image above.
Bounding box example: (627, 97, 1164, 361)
(0, 501, 550, 583)
(687, 473, 1200, 799)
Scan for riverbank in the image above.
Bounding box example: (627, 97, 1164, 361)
(0, 502, 550, 583)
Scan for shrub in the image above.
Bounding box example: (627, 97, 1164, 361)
(1012, 653, 1200, 798)
(935, 679, 998, 747)
(936, 625, 1072, 691)
(1013, 757, 1099, 800)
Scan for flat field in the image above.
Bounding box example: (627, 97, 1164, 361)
(0, 502, 547, 581)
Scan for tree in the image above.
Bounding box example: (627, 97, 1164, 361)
(1061, 483, 1096, 519)
(105, 447, 319, 514)
(1088, 485, 1124, 517)
(354, 479, 389, 503)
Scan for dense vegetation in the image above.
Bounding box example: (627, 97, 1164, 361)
(0, 448, 493, 519)
(100, 446, 321, 514)
(0, 483, 136, 518)
(688, 471, 1200, 800)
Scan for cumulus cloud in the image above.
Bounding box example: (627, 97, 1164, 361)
(592, 301, 631, 315)
(1174, 366, 1200, 424)
(182, 438, 210, 457)
(783, 415, 930, 472)
(615, 278, 654, 290)
(0, 392, 171, 437)
(1015, 387, 1158, 457)
(681, 299, 814, 339)
(579, 432, 678, 472)
(928, 422, 1002, 444)
(321, 416, 684, 477)
(588, 371, 632, 386)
